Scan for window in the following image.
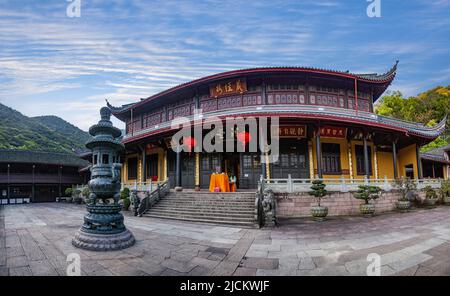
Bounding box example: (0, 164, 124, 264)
(322, 143, 341, 174)
(102, 154, 109, 164)
(93, 154, 98, 165)
(146, 154, 159, 180)
(127, 157, 138, 180)
(355, 145, 372, 175)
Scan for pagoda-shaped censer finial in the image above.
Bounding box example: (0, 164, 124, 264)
(72, 107, 135, 251)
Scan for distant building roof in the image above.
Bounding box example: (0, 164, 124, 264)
(420, 145, 450, 164)
(0, 149, 90, 167)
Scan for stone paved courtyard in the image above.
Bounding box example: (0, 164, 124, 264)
(1, 203, 450, 276)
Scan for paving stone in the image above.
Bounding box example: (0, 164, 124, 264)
(240, 257, 278, 270)
(9, 266, 32, 276)
(233, 267, 257, 276)
(0, 266, 9, 276)
(298, 257, 316, 270)
(161, 258, 197, 273)
(188, 265, 210, 276)
(29, 260, 59, 276)
(7, 256, 29, 268)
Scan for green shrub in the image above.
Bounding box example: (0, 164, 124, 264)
(424, 186, 437, 199)
(393, 177, 417, 201)
(121, 187, 130, 200)
(309, 179, 328, 206)
(123, 198, 131, 210)
(439, 180, 450, 198)
(64, 187, 73, 197)
(353, 185, 382, 204)
(81, 187, 90, 198)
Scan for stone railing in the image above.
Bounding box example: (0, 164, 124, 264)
(121, 181, 167, 192)
(259, 175, 443, 193)
(134, 179, 170, 217)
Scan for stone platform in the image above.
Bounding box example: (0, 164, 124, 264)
(1, 203, 450, 276)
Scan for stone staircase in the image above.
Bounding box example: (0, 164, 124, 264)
(142, 191, 258, 227)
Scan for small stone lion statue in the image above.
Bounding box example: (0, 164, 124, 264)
(262, 188, 277, 227)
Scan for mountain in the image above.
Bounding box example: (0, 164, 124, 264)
(0, 103, 90, 153)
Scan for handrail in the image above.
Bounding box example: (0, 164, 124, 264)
(260, 175, 444, 193)
(135, 179, 170, 217)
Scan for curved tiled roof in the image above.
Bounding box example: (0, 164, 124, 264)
(120, 105, 445, 144)
(0, 149, 90, 167)
(108, 62, 398, 114)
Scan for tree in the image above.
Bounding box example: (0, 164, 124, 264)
(375, 86, 450, 152)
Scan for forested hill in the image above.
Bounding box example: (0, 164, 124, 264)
(0, 103, 90, 153)
(375, 86, 450, 151)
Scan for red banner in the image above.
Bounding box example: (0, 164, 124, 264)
(320, 126, 347, 139)
(210, 78, 247, 98)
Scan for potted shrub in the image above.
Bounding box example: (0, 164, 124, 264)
(309, 179, 328, 221)
(121, 187, 130, 200)
(64, 188, 73, 202)
(393, 177, 416, 212)
(353, 185, 382, 217)
(439, 180, 450, 205)
(423, 186, 438, 208)
(123, 197, 131, 211)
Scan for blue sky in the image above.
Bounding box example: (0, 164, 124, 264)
(0, 0, 449, 130)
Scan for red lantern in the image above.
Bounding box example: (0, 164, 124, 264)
(237, 131, 251, 145)
(183, 136, 197, 151)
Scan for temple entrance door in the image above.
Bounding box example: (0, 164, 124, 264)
(200, 153, 221, 189)
(239, 153, 261, 189)
(167, 151, 195, 189)
(271, 139, 309, 179)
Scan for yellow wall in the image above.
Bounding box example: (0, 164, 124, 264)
(398, 144, 418, 178)
(377, 151, 395, 179)
(122, 148, 166, 183)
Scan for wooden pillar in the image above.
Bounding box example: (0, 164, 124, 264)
(7, 164, 10, 204)
(175, 146, 182, 191)
(416, 144, 423, 180)
(141, 147, 147, 183)
(392, 141, 398, 179)
(374, 146, 379, 179)
(315, 128, 323, 179)
(348, 140, 354, 182)
(32, 164, 35, 203)
(308, 141, 314, 180)
(163, 151, 168, 181)
(432, 163, 436, 179)
(363, 135, 370, 179)
(58, 165, 62, 198)
(265, 153, 270, 179)
(195, 152, 200, 190)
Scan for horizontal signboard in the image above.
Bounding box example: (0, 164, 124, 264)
(320, 126, 347, 139)
(210, 78, 247, 98)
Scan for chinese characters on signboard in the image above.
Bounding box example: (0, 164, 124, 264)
(210, 79, 247, 98)
(320, 126, 347, 139)
(273, 125, 307, 138)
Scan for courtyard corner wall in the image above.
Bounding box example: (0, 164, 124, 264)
(276, 190, 425, 218)
(398, 144, 419, 178)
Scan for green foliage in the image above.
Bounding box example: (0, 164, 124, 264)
(0, 103, 90, 153)
(81, 187, 90, 198)
(123, 198, 131, 210)
(440, 180, 450, 198)
(352, 185, 382, 204)
(374, 86, 450, 151)
(424, 186, 438, 199)
(121, 187, 130, 199)
(393, 177, 417, 201)
(309, 179, 328, 206)
(64, 187, 73, 197)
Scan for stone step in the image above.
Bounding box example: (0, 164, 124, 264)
(154, 204, 255, 211)
(150, 207, 255, 216)
(143, 213, 258, 227)
(158, 200, 254, 206)
(142, 191, 258, 227)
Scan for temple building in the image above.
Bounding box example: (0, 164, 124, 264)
(0, 149, 90, 204)
(108, 62, 447, 191)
